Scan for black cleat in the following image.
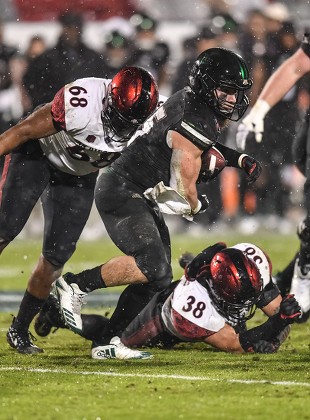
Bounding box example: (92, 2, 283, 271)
(7, 325, 43, 354)
(34, 294, 67, 337)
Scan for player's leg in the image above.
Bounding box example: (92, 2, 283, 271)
(289, 112, 310, 322)
(56, 170, 173, 339)
(8, 169, 97, 353)
(5, 143, 52, 354)
(0, 142, 50, 252)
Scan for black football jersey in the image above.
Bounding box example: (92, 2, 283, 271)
(111, 87, 220, 191)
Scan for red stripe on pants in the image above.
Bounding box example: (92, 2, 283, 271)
(0, 154, 12, 207)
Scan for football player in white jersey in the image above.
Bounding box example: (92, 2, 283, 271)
(35, 242, 301, 359)
(2, 66, 159, 354)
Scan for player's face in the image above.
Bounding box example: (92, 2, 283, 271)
(215, 86, 237, 113)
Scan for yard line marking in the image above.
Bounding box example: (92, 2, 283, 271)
(1, 367, 310, 387)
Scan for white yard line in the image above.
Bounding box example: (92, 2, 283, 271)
(1, 367, 309, 387)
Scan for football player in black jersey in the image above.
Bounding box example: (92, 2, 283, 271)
(237, 33, 310, 322)
(55, 48, 263, 358)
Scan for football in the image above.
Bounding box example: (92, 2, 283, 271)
(198, 146, 227, 182)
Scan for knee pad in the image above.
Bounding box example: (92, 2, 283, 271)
(148, 273, 172, 292)
(42, 251, 67, 269)
(138, 258, 172, 292)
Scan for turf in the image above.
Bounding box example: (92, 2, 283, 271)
(1, 233, 310, 420)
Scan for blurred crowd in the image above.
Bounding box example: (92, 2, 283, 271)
(0, 1, 310, 237)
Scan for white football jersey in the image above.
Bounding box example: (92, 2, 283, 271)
(39, 78, 130, 176)
(161, 276, 225, 341)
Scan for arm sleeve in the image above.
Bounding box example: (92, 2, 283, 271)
(256, 281, 280, 309)
(214, 142, 243, 168)
(239, 314, 289, 352)
(51, 87, 66, 131)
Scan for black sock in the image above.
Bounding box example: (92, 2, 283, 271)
(65, 265, 106, 292)
(80, 314, 110, 341)
(12, 291, 45, 331)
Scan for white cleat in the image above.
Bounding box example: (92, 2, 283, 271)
(55, 276, 87, 334)
(91, 336, 153, 360)
(290, 259, 310, 314)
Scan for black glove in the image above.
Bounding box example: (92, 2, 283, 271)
(239, 154, 262, 185)
(192, 194, 210, 215)
(279, 294, 302, 323)
(252, 339, 280, 354)
(185, 242, 227, 281)
(179, 252, 195, 269)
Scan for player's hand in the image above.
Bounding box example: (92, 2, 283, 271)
(179, 252, 195, 269)
(239, 154, 262, 185)
(279, 294, 302, 323)
(192, 194, 209, 215)
(236, 99, 270, 150)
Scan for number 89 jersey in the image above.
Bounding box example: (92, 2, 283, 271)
(39, 78, 127, 176)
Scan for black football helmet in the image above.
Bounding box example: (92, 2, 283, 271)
(206, 248, 263, 324)
(103, 66, 159, 140)
(188, 47, 253, 121)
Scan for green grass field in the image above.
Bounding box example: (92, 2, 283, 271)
(1, 233, 310, 420)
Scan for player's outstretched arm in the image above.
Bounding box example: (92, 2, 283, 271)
(237, 47, 310, 149)
(0, 102, 56, 156)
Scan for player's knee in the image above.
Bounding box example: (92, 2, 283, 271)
(42, 251, 69, 268)
(146, 263, 172, 291)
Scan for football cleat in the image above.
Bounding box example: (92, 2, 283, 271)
(34, 294, 67, 337)
(290, 258, 310, 323)
(91, 336, 153, 360)
(55, 275, 87, 334)
(7, 325, 43, 354)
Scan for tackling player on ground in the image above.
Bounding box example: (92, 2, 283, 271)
(35, 242, 301, 359)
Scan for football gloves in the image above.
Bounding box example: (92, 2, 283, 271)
(238, 154, 262, 185)
(279, 294, 302, 323)
(236, 99, 271, 150)
(192, 194, 210, 215)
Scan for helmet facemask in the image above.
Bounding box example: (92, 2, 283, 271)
(207, 282, 259, 325)
(188, 48, 253, 121)
(197, 71, 251, 121)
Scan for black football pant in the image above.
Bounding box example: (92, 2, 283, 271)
(0, 140, 97, 267)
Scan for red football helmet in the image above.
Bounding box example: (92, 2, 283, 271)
(208, 248, 263, 323)
(105, 66, 159, 139)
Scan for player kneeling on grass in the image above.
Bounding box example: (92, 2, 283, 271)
(35, 242, 301, 358)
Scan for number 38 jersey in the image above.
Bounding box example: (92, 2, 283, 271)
(39, 77, 128, 176)
(160, 242, 274, 341)
(161, 276, 226, 341)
